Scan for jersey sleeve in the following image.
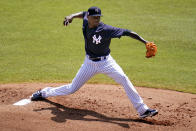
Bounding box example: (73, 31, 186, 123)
(83, 11, 88, 26)
(106, 25, 132, 38)
(83, 11, 87, 18)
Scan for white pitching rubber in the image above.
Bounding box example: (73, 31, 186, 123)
(13, 99, 31, 106)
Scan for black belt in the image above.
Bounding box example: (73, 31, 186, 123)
(89, 56, 107, 62)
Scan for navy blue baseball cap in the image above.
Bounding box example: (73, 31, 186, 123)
(88, 6, 102, 16)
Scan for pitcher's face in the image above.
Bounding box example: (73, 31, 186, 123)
(87, 16, 100, 28)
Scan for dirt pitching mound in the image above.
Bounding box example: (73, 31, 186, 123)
(0, 83, 196, 131)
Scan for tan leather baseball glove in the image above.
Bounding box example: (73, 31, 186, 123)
(145, 42, 157, 58)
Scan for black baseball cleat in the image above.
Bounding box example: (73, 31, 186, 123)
(140, 109, 158, 118)
(30, 90, 44, 101)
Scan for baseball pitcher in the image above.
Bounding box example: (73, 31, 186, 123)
(31, 6, 158, 118)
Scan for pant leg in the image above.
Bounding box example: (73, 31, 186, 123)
(41, 58, 97, 98)
(99, 56, 148, 115)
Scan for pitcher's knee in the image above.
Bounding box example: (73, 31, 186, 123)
(67, 84, 80, 94)
(67, 87, 77, 94)
(115, 75, 129, 84)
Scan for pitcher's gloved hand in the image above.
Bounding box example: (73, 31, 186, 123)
(145, 42, 157, 58)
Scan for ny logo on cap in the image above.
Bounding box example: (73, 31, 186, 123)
(92, 35, 102, 44)
(95, 8, 99, 13)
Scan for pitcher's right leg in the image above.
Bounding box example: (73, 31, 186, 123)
(35, 61, 96, 99)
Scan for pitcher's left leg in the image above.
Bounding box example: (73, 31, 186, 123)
(100, 57, 148, 115)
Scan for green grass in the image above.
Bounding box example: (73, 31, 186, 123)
(0, 0, 196, 93)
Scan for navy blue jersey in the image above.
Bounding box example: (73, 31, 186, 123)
(82, 11, 131, 57)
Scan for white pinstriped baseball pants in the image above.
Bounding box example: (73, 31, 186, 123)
(41, 55, 149, 115)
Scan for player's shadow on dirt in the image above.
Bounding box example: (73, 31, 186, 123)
(33, 99, 168, 128)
